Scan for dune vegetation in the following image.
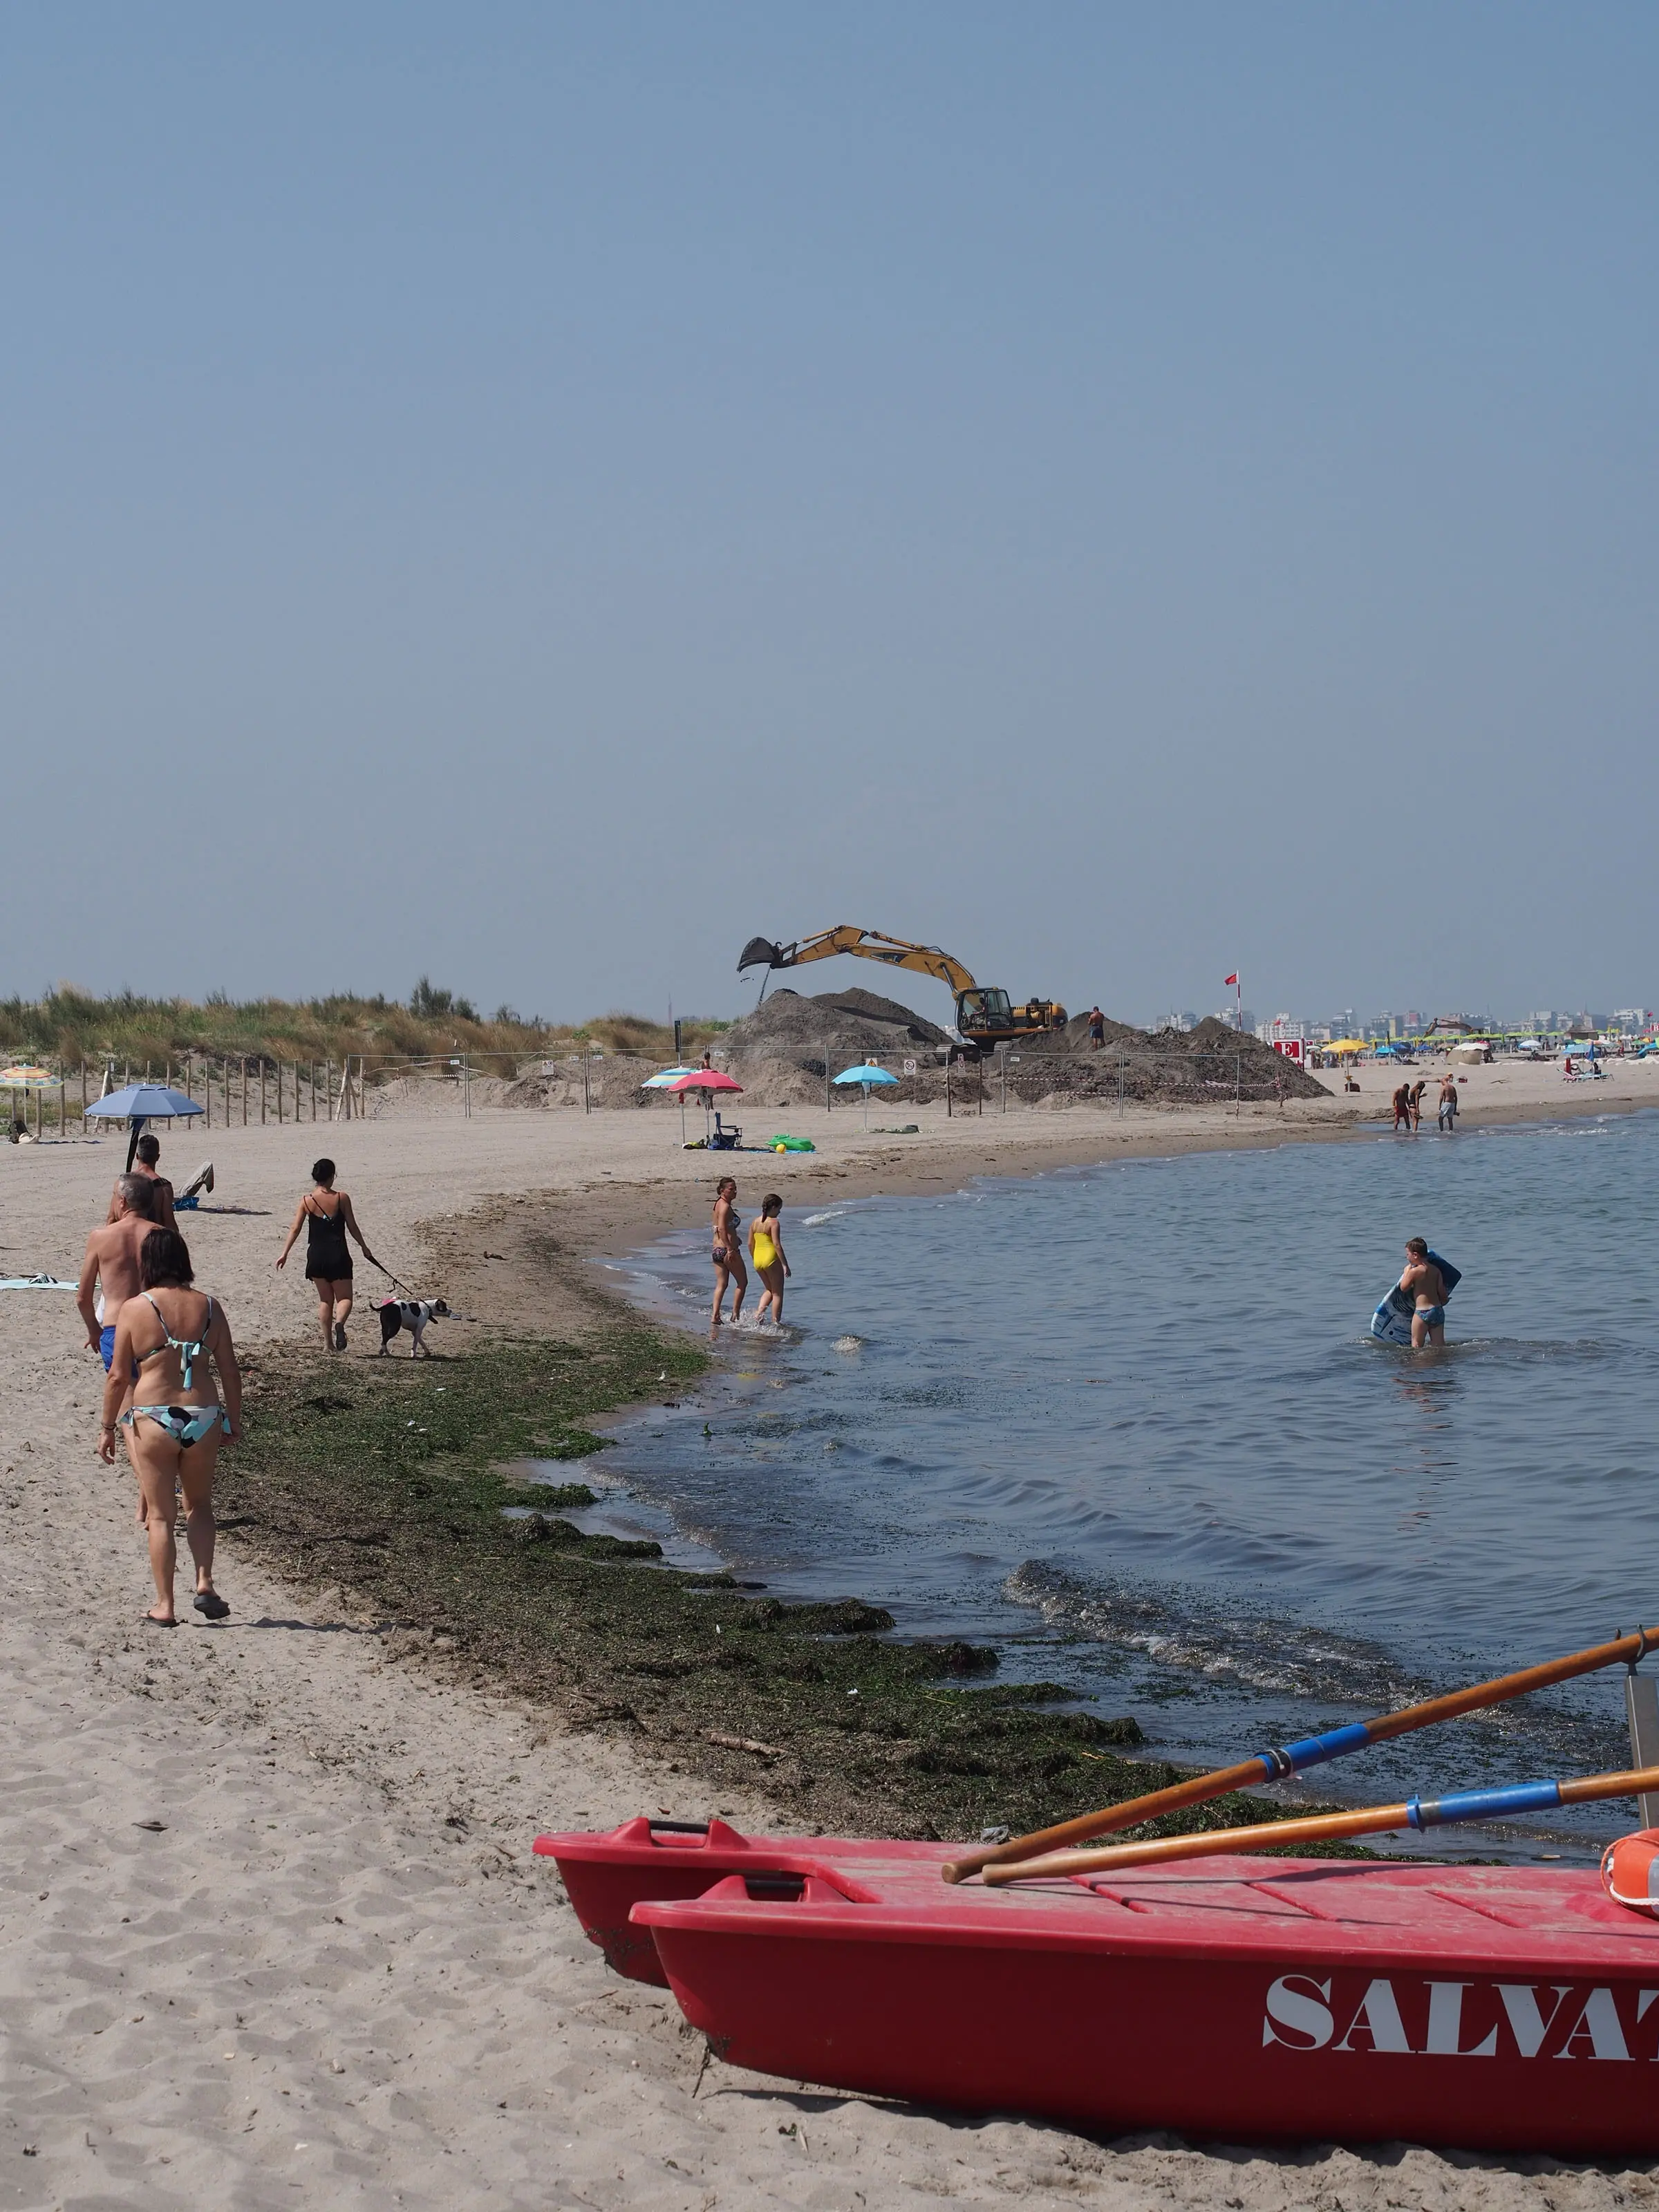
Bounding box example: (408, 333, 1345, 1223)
(0, 983, 730, 1079)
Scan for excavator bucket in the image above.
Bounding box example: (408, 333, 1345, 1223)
(738, 936, 789, 973)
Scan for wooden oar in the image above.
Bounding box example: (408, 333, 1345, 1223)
(980, 1762, 1659, 1884)
(941, 1619, 1659, 1884)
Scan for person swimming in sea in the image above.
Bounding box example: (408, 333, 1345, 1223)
(1399, 1236, 1447, 1348)
(747, 1193, 791, 1327)
(711, 1177, 747, 1333)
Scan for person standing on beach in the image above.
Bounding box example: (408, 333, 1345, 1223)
(1410, 1079, 1430, 1131)
(77, 1174, 158, 1371)
(1087, 1007, 1105, 1049)
(1391, 1081, 1412, 1131)
(106, 1133, 176, 1230)
(97, 1226, 240, 1626)
(1437, 1074, 1459, 1133)
(711, 1177, 746, 1332)
(276, 1158, 382, 1352)
(1399, 1237, 1448, 1349)
(748, 1194, 791, 1327)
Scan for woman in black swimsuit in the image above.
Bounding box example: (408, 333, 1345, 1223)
(276, 1157, 382, 1352)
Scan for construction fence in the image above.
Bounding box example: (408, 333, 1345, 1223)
(5, 1047, 1311, 1140)
(3, 1053, 496, 1138)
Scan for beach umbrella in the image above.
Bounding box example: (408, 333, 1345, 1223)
(643, 1066, 701, 1141)
(666, 1069, 743, 1145)
(834, 1061, 898, 1128)
(0, 1065, 59, 1145)
(86, 1081, 205, 1168)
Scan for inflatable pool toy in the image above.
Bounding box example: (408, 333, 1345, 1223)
(765, 1134, 816, 1152)
(1371, 1250, 1461, 1342)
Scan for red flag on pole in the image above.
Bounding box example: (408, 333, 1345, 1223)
(1224, 973, 1238, 986)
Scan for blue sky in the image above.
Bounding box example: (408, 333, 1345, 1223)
(4, 5, 1654, 1026)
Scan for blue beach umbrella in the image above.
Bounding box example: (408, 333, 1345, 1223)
(641, 1065, 700, 1141)
(87, 1082, 205, 1168)
(833, 1062, 899, 1129)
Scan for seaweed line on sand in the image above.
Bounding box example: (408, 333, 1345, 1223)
(217, 1309, 1374, 1853)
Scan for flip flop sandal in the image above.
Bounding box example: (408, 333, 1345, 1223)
(193, 1591, 231, 1621)
(143, 1613, 177, 1629)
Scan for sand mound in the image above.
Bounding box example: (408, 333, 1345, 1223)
(722, 986, 950, 1078)
(503, 1053, 670, 1111)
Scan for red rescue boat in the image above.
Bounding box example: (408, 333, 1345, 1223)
(627, 1838, 1659, 2157)
(534, 1817, 955, 1984)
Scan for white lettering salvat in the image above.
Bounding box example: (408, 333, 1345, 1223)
(1424, 1981, 1497, 2058)
(1262, 1976, 1333, 2050)
(1263, 1978, 1649, 2059)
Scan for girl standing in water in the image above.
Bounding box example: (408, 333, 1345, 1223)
(711, 1177, 746, 1332)
(748, 1193, 791, 1327)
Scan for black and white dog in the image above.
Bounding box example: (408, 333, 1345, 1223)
(375, 1297, 450, 1358)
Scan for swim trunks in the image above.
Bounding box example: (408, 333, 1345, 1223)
(99, 1326, 139, 1380)
(1416, 1306, 1446, 1329)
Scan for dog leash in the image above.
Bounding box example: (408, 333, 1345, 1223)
(371, 1258, 422, 1300)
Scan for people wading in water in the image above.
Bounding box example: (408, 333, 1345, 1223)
(711, 1177, 747, 1333)
(748, 1193, 791, 1327)
(1399, 1236, 1448, 1349)
(276, 1157, 382, 1352)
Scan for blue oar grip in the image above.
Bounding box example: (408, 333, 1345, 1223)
(1407, 1779, 1562, 1830)
(1257, 1723, 1373, 1781)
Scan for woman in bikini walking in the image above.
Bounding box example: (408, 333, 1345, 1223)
(711, 1177, 747, 1333)
(97, 1226, 241, 1627)
(276, 1156, 382, 1351)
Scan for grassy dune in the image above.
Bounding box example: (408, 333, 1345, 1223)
(0, 986, 730, 1078)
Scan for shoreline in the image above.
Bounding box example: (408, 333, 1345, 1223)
(572, 1082, 1656, 1279)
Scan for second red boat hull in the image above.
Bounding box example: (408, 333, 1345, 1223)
(635, 1852, 1659, 2155)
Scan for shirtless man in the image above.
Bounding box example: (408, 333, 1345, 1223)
(1437, 1074, 1459, 1133)
(106, 1133, 176, 1230)
(1391, 1082, 1412, 1132)
(1399, 1236, 1447, 1349)
(78, 1175, 160, 1371)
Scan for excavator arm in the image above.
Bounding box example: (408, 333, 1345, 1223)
(739, 926, 978, 998)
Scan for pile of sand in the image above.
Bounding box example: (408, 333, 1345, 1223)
(1011, 1013, 1329, 1101)
(721, 986, 950, 1078)
(503, 1053, 673, 1112)
(359, 1071, 513, 1118)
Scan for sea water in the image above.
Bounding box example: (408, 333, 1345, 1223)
(579, 1112, 1659, 1848)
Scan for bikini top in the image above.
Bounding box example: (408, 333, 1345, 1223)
(135, 1292, 216, 1389)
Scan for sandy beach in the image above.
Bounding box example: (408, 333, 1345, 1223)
(3, 1073, 1656, 2209)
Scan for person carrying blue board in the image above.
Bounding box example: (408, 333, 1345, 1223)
(1400, 1237, 1450, 1348)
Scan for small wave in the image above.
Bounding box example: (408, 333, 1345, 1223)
(802, 1210, 849, 1228)
(1006, 1561, 1423, 1709)
(833, 1333, 864, 1353)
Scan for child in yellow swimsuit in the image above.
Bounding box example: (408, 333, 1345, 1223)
(748, 1194, 791, 1327)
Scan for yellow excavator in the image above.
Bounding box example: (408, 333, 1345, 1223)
(738, 926, 1067, 1052)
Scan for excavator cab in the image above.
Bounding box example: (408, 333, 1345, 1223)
(956, 988, 1014, 1042)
